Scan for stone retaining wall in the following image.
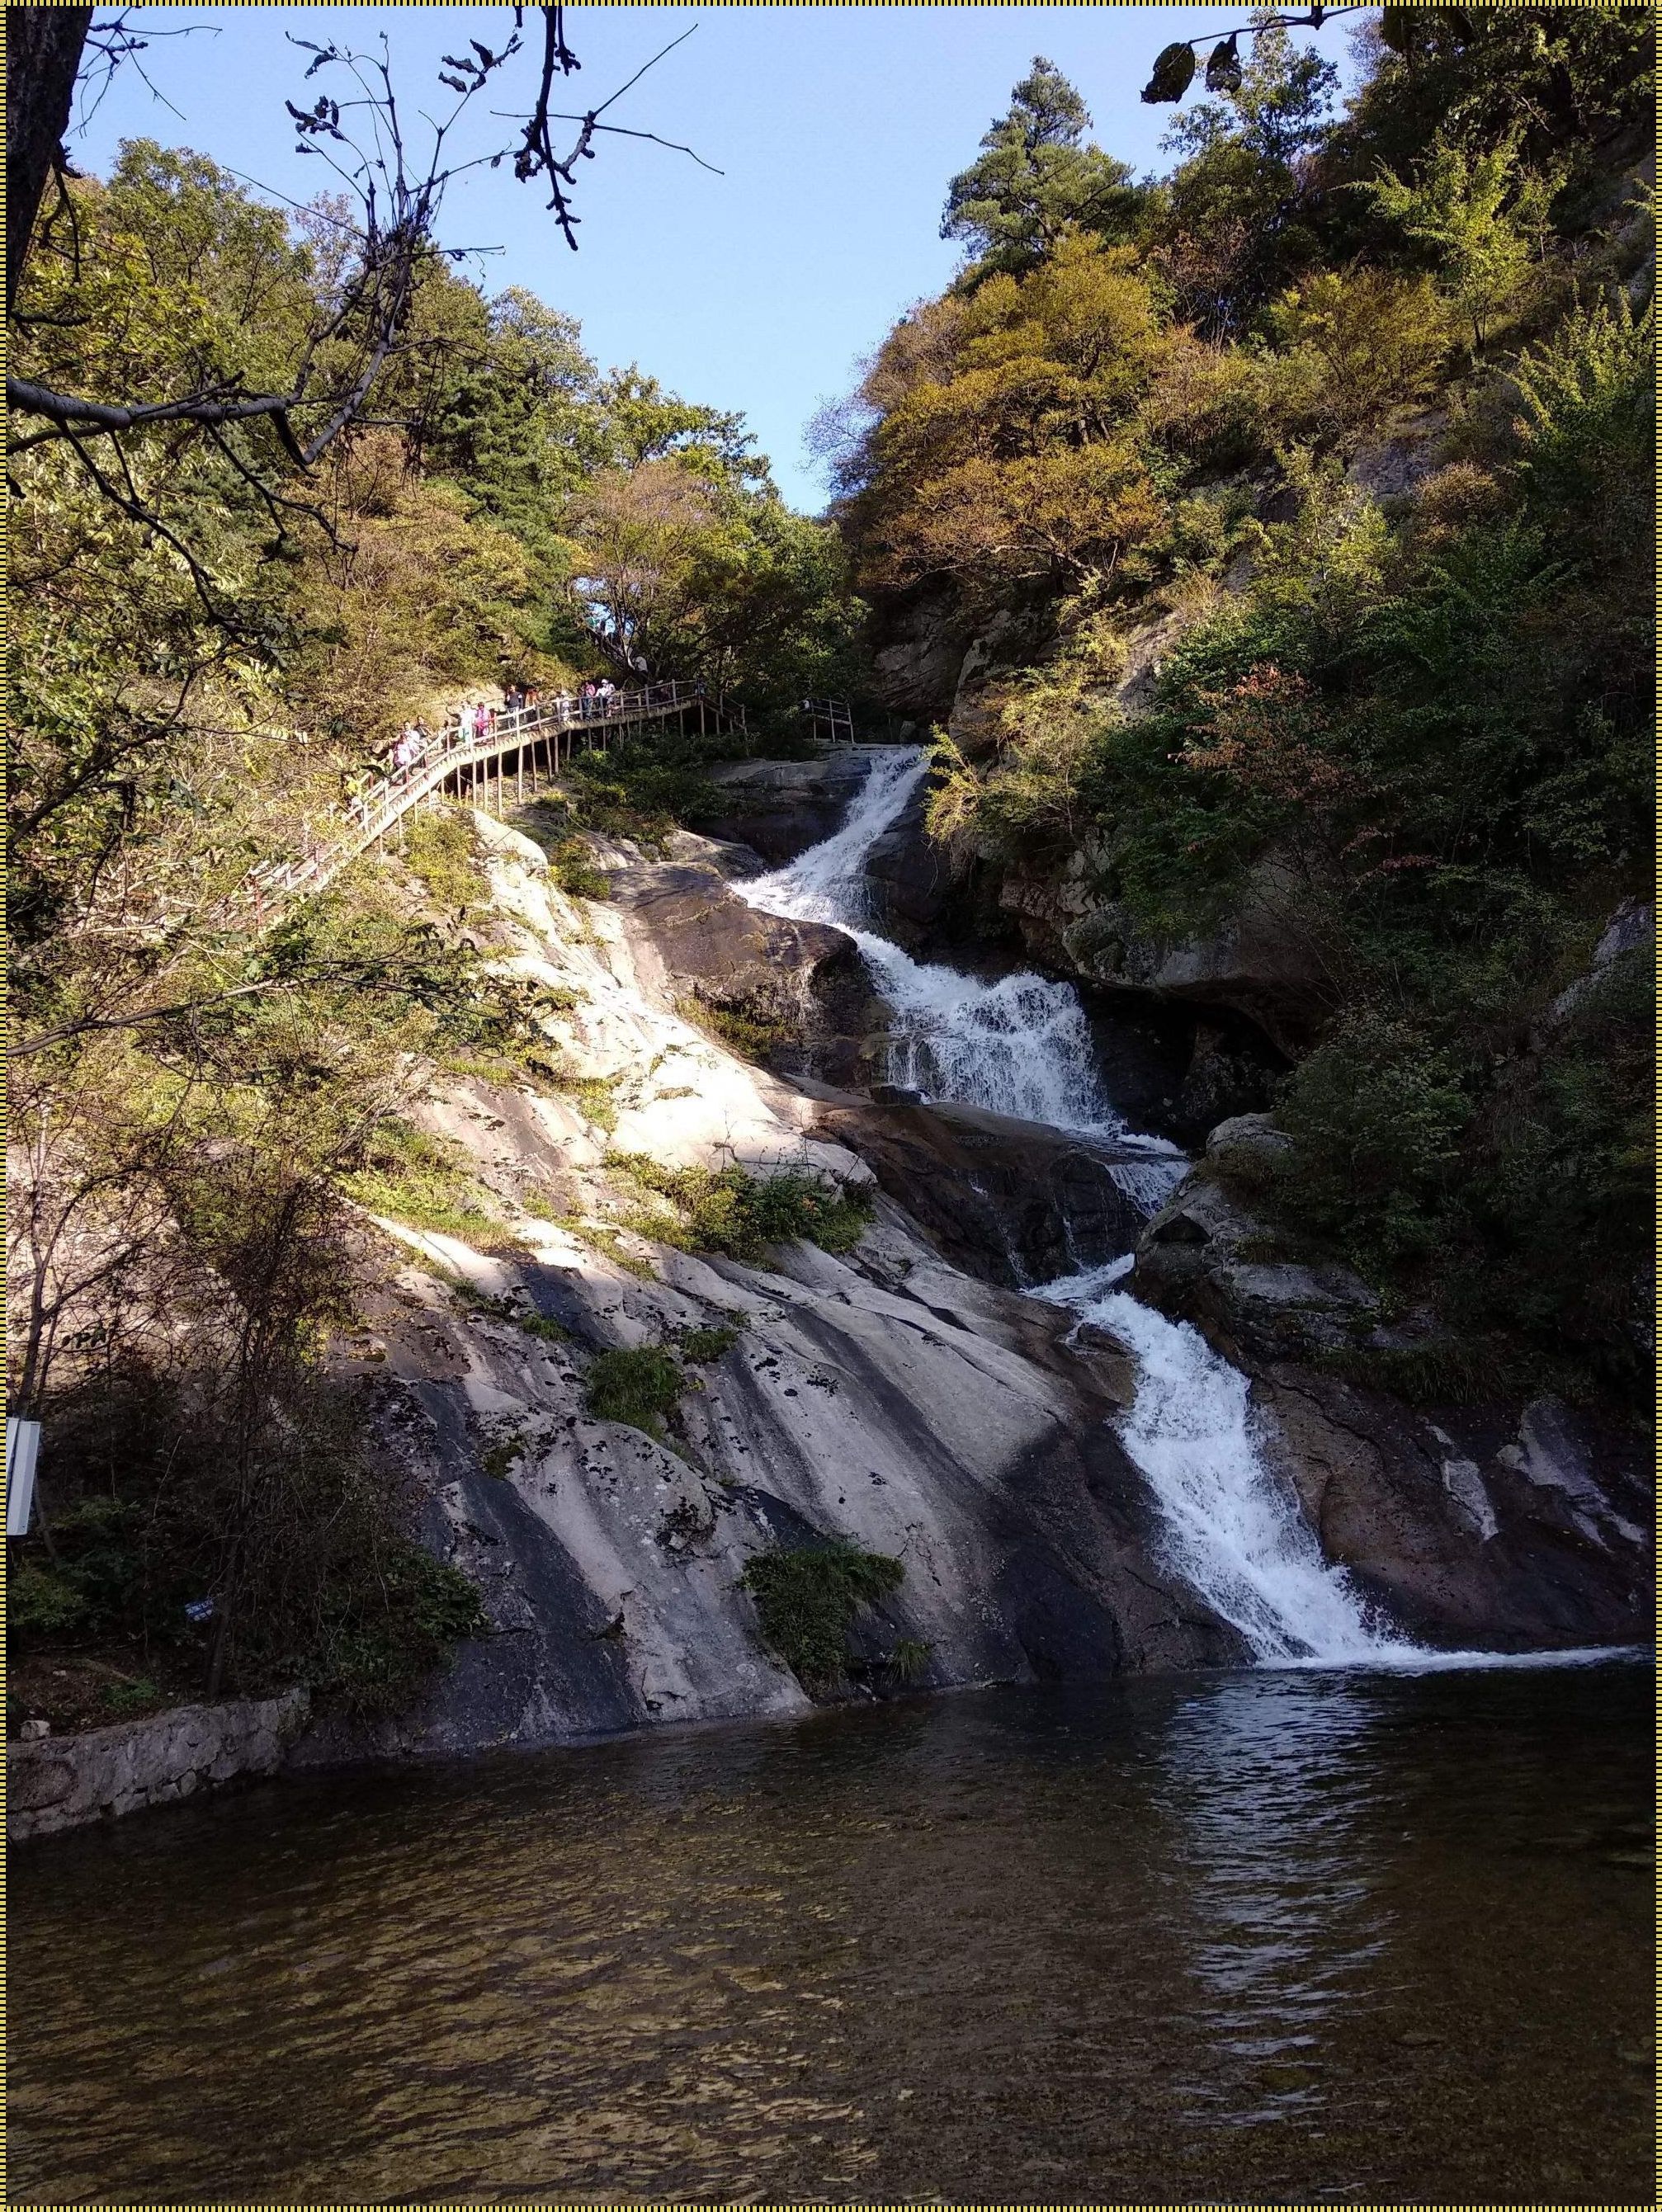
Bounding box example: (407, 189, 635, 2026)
(8, 1689, 309, 1841)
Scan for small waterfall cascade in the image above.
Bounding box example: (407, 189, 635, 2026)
(1032, 1263, 1414, 1664)
(736, 752, 1633, 1674)
(737, 747, 1419, 1666)
(738, 749, 1186, 1194)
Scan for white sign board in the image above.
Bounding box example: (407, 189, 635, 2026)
(6, 1417, 41, 1538)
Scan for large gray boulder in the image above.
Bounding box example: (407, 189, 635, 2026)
(861, 775, 956, 946)
(1254, 1369, 1651, 1648)
(293, 1200, 1244, 1769)
(612, 855, 885, 1087)
(699, 753, 871, 865)
(871, 584, 970, 720)
(1131, 1124, 1380, 1365)
(810, 1095, 1162, 1287)
(1001, 849, 1329, 1057)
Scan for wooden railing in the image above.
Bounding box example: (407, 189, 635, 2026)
(800, 697, 855, 745)
(244, 680, 740, 922)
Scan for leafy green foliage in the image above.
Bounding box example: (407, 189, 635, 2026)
(549, 837, 613, 900)
(1154, 25, 1341, 334)
(1362, 132, 1552, 348)
(340, 1119, 510, 1247)
(885, 1637, 934, 1684)
(9, 1559, 94, 1635)
(679, 1323, 741, 1364)
(739, 1543, 905, 1691)
(516, 1311, 569, 1343)
(1266, 266, 1453, 432)
(17, 1347, 487, 1719)
(1273, 1014, 1472, 1268)
(403, 809, 489, 919)
(674, 995, 791, 1064)
(608, 1153, 874, 1261)
(585, 1345, 685, 1437)
(314, 1545, 487, 1718)
(852, 25, 1653, 1407)
(101, 1676, 163, 1717)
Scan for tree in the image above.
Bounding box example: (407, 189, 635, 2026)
(839, 232, 1171, 602)
(1154, 22, 1341, 335)
(942, 57, 1144, 278)
(7, 5, 94, 314)
(564, 452, 856, 703)
(423, 283, 602, 554)
(6, 7, 712, 536)
(1363, 133, 1553, 349)
(1266, 265, 1453, 431)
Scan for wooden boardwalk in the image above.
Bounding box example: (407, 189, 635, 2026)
(245, 681, 738, 922)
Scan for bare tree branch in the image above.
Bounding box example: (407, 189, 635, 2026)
(8, 5, 715, 575)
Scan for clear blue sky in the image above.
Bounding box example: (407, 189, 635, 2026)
(74, 6, 1362, 509)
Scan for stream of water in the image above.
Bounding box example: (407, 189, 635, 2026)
(10, 1667, 1651, 2203)
(741, 749, 1187, 1191)
(739, 748, 1615, 1672)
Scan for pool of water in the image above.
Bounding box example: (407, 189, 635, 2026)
(7, 1663, 1653, 2204)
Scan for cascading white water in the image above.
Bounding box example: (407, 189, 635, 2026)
(1032, 1263, 1414, 1664)
(737, 750, 1628, 1672)
(739, 750, 1186, 1188)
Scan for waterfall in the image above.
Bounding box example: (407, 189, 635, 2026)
(736, 748, 1633, 1675)
(739, 749, 1186, 1187)
(1033, 1266, 1414, 1663)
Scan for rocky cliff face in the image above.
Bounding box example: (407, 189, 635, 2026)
(296, 817, 1242, 1766)
(999, 847, 1329, 1059)
(699, 753, 871, 864)
(294, 792, 1644, 1772)
(1129, 1116, 1652, 1649)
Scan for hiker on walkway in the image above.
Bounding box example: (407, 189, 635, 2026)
(472, 700, 491, 744)
(596, 677, 616, 713)
(579, 680, 597, 719)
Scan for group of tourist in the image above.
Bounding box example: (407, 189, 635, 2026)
(340, 674, 661, 827)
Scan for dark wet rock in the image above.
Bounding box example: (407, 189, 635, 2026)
(1171, 1021, 1283, 1139)
(1131, 1146, 1378, 1366)
(1128, 1132, 1652, 1648)
(811, 1096, 1160, 1287)
(1254, 1369, 1652, 1648)
(699, 753, 871, 865)
(612, 856, 885, 1084)
(862, 776, 956, 946)
(1000, 848, 1329, 1057)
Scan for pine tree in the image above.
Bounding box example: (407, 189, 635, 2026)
(941, 58, 1144, 279)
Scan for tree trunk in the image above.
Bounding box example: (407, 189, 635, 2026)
(7, 6, 93, 316)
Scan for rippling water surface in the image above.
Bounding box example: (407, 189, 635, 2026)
(9, 1665, 1652, 2204)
